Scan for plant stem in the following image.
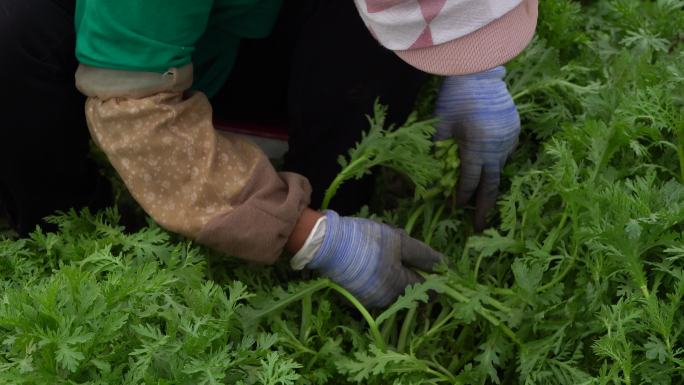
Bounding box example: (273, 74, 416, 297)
(273, 317, 317, 355)
(422, 367, 457, 383)
(538, 205, 577, 293)
(247, 280, 330, 320)
(405, 205, 425, 235)
(677, 141, 684, 183)
(440, 286, 523, 347)
(424, 308, 458, 338)
(454, 284, 512, 313)
(537, 256, 576, 293)
(449, 349, 477, 374)
(423, 361, 458, 383)
(321, 156, 369, 210)
(326, 281, 385, 350)
(473, 251, 485, 284)
(512, 79, 596, 102)
(249, 279, 386, 350)
(425, 203, 445, 246)
(492, 287, 516, 296)
(542, 209, 568, 253)
(397, 306, 417, 353)
(300, 293, 312, 343)
(380, 313, 397, 343)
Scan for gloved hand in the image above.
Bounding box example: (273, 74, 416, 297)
(303, 211, 445, 308)
(434, 66, 521, 231)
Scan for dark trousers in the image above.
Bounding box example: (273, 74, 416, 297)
(0, 0, 426, 233)
(0, 0, 110, 234)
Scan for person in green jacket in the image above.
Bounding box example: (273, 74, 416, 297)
(0, 0, 537, 307)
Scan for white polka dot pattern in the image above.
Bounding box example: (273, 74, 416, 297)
(85, 91, 260, 239)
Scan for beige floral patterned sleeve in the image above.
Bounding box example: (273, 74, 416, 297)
(77, 64, 311, 263)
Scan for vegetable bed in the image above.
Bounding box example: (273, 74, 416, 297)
(2, 1, 684, 384)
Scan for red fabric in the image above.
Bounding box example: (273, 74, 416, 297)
(214, 119, 289, 141)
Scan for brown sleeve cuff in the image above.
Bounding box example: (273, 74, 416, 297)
(85, 90, 311, 263)
(197, 156, 311, 264)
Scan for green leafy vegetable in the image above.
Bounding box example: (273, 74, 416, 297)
(2, 2, 684, 384)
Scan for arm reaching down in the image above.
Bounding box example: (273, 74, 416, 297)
(79, 65, 311, 262)
(74, 0, 446, 306)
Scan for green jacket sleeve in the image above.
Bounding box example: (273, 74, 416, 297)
(75, 0, 283, 96)
(75, 0, 214, 73)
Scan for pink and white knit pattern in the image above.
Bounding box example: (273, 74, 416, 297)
(354, 0, 523, 50)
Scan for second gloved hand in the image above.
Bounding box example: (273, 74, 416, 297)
(301, 211, 445, 308)
(434, 66, 521, 231)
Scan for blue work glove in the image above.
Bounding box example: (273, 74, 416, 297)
(434, 66, 521, 231)
(305, 211, 445, 308)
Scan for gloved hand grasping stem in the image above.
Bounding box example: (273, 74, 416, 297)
(434, 66, 521, 231)
(294, 210, 445, 308)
